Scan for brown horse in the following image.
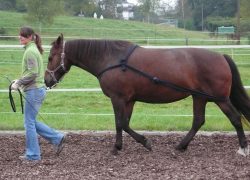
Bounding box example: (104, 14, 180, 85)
(45, 34, 250, 156)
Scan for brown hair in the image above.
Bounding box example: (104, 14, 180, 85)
(19, 26, 44, 54)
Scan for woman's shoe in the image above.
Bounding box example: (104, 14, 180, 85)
(18, 155, 40, 164)
(55, 135, 66, 155)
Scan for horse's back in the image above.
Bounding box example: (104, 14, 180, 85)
(134, 47, 231, 89)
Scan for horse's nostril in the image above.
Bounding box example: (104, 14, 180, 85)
(44, 78, 51, 87)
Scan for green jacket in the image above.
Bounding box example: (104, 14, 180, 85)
(17, 42, 44, 91)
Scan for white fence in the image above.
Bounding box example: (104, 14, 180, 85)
(2, 44, 250, 59)
(1, 44, 250, 49)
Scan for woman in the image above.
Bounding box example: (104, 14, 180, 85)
(11, 26, 65, 161)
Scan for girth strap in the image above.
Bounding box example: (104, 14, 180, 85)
(97, 45, 138, 77)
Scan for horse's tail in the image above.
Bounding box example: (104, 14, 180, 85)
(223, 54, 250, 122)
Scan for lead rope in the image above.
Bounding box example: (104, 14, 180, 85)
(8, 82, 24, 114)
(4, 76, 47, 124)
(4, 76, 24, 114)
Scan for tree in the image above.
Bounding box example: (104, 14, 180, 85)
(0, 0, 16, 10)
(176, 0, 237, 30)
(240, 0, 250, 18)
(140, 0, 151, 22)
(138, 0, 160, 23)
(64, 0, 97, 17)
(235, 0, 250, 43)
(16, 0, 27, 12)
(157, 0, 176, 17)
(25, 0, 63, 30)
(99, 0, 118, 19)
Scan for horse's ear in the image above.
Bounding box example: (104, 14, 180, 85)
(56, 34, 64, 46)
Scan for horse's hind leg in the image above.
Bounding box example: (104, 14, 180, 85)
(216, 100, 249, 156)
(176, 97, 207, 151)
(111, 98, 151, 155)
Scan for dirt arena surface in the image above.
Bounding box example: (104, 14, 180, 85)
(1, 131, 250, 179)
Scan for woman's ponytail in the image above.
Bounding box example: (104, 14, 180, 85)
(34, 33, 44, 54)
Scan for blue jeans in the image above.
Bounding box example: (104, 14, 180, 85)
(24, 87, 64, 160)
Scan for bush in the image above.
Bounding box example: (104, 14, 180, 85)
(0, 27, 6, 35)
(0, 27, 12, 40)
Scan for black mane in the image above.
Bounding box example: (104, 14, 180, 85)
(64, 39, 133, 61)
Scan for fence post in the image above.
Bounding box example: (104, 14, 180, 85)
(185, 37, 188, 46)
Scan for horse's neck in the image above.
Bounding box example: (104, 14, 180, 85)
(67, 40, 132, 77)
(66, 40, 107, 76)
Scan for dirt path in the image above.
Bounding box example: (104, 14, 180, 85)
(1, 132, 250, 179)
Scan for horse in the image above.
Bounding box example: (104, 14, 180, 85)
(45, 34, 250, 156)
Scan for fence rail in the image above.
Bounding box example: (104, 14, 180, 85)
(2, 44, 250, 62)
(1, 44, 250, 49)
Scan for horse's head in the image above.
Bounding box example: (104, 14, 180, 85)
(44, 34, 69, 88)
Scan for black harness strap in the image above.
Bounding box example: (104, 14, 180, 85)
(97, 45, 227, 102)
(98, 45, 138, 77)
(122, 64, 226, 101)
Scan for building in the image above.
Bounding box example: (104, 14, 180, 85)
(117, 0, 134, 20)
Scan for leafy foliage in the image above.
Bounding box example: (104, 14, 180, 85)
(184, 0, 237, 30)
(25, 0, 63, 26)
(240, 0, 250, 19)
(64, 0, 97, 16)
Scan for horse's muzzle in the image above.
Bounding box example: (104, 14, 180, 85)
(44, 72, 57, 88)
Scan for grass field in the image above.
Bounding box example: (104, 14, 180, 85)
(1, 11, 250, 131)
(1, 10, 249, 46)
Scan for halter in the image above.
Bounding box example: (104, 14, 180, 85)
(46, 41, 68, 86)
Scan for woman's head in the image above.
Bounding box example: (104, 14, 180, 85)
(19, 26, 44, 54)
(19, 26, 34, 38)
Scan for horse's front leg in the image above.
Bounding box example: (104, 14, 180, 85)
(110, 98, 151, 155)
(112, 114, 123, 155)
(176, 97, 207, 151)
(110, 97, 129, 155)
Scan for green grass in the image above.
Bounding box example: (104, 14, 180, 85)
(0, 91, 234, 131)
(1, 10, 249, 46)
(0, 87, 248, 131)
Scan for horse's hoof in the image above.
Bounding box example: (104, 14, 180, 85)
(175, 145, 187, 152)
(237, 145, 249, 157)
(110, 148, 119, 156)
(144, 139, 152, 151)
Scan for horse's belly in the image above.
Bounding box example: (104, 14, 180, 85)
(134, 88, 189, 103)
(136, 96, 188, 104)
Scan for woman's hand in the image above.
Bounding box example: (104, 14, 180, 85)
(11, 80, 20, 90)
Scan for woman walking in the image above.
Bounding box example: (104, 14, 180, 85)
(11, 26, 65, 161)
